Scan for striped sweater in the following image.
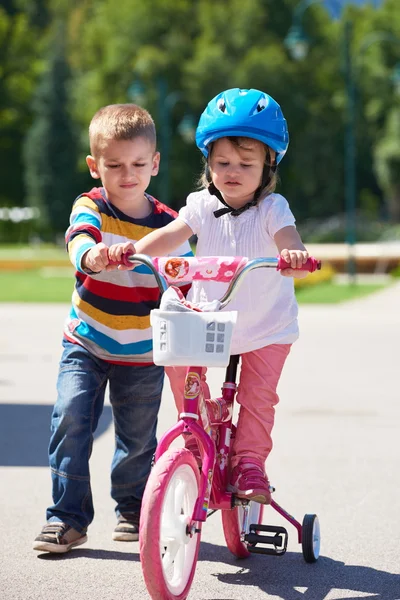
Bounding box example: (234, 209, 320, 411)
(64, 187, 192, 364)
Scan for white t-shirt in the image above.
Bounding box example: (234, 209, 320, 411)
(179, 189, 299, 355)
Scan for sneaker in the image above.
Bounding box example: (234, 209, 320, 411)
(112, 513, 140, 542)
(33, 522, 87, 553)
(228, 460, 272, 504)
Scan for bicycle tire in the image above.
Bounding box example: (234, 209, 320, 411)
(140, 448, 201, 600)
(221, 501, 264, 558)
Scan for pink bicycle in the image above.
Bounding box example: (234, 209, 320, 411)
(119, 253, 321, 600)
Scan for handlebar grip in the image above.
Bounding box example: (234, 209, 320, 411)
(107, 252, 135, 267)
(277, 256, 321, 272)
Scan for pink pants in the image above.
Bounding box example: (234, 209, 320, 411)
(165, 343, 291, 469)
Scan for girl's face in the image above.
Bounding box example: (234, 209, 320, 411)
(209, 138, 272, 209)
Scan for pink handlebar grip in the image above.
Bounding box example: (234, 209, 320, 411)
(277, 256, 321, 272)
(107, 252, 134, 267)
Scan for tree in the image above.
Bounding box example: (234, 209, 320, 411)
(5, 0, 399, 237)
(374, 108, 400, 222)
(24, 20, 80, 238)
(0, 7, 40, 207)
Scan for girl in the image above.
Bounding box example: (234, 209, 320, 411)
(111, 88, 310, 504)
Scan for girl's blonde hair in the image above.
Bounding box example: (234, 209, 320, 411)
(198, 136, 278, 201)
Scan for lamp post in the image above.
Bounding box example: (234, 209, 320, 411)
(285, 1, 400, 283)
(285, 0, 357, 280)
(128, 78, 195, 206)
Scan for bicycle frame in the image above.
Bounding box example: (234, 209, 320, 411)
(125, 253, 321, 538)
(155, 358, 239, 524)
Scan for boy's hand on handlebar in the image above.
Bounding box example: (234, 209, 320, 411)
(106, 241, 136, 271)
(279, 249, 310, 279)
(81, 243, 110, 273)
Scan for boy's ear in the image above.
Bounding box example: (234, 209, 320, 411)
(86, 155, 100, 179)
(152, 151, 160, 176)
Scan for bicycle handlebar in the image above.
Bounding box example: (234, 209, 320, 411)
(276, 256, 321, 272)
(108, 253, 321, 308)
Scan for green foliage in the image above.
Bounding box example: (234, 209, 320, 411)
(0, 7, 42, 207)
(2, 0, 400, 240)
(390, 263, 400, 278)
(374, 108, 400, 222)
(24, 19, 80, 238)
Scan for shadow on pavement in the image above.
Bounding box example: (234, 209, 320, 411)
(199, 543, 400, 600)
(0, 404, 113, 467)
(37, 548, 140, 562)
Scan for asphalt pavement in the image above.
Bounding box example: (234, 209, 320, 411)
(1, 282, 400, 600)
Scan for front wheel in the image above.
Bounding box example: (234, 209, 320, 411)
(140, 449, 201, 600)
(302, 514, 320, 563)
(221, 501, 264, 558)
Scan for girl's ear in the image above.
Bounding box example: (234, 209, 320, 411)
(86, 155, 100, 179)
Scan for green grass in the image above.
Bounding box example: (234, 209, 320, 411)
(0, 269, 389, 303)
(0, 269, 74, 302)
(0, 244, 67, 260)
(295, 281, 386, 303)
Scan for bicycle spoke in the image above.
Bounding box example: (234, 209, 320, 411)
(174, 478, 186, 514)
(174, 544, 185, 576)
(162, 540, 180, 571)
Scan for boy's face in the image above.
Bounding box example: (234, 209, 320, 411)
(86, 137, 160, 209)
(209, 138, 271, 209)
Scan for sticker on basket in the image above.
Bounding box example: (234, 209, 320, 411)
(154, 256, 248, 283)
(184, 372, 201, 399)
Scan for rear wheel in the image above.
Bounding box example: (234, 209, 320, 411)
(140, 449, 201, 599)
(221, 501, 264, 558)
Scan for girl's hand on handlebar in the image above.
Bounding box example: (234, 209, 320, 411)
(107, 241, 136, 271)
(279, 249, 310, 279)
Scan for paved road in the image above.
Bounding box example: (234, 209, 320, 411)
(1, 284, 400, 600)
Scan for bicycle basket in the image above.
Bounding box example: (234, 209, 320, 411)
(150, 309, 237, 367)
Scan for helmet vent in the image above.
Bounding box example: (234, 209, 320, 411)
(217, 98, 226, 113)
(253, 96, 267, 114)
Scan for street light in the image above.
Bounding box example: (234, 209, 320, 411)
(285, 1, 400, 283)
(285, 0, 343, 59)
(128, 78, 196, 207)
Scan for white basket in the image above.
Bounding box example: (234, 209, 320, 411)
(151, 309, 237, 367)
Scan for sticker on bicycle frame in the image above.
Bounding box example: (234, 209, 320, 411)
(217, 448, 227, 471)
(224, 428, 231, 448)
(202, 469, 213, 512)
(184, 372, 201, 399)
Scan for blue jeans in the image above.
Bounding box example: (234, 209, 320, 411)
(47, 340, 164, 532)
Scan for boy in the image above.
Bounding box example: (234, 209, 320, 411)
(33, 104, 192, 553)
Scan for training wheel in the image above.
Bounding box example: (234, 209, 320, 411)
(301, 514, 320, 563)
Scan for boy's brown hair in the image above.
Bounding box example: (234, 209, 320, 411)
(89, 103, 156, 157)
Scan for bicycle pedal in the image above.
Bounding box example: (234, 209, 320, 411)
(245, 524, 288, 556)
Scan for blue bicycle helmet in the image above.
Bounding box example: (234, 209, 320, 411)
(196, 88, 289, 164)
